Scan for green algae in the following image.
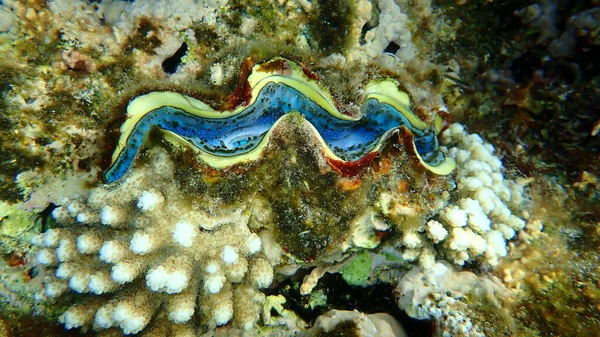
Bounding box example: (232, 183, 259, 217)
(0, 133, 45, 202)
(0, 314, 95, 337)
(0, 8, 102, 197)
(315, 61, 375, 110)
(460, 290, 516, 337)
(191, 23, 221, 55)
(341, 251, 372, 287)
(171, 150, 253, 205)
(307, 0, 356, 54)
(0, 64, 36, 201)
(0, 64, 18, 94)
(0, 202, 38, 257)
(515, 189, 600, 337)
(511, 249, 600, 337)
(433, 1, 521, 74)
(437, 0, 600, 183)
(0, 281, 95, 337)
(226, 0, 298, 37)
(524, 266, 600, 337)
(124, 17, 163, 54)
(194, 0, 314, 73)
(0, 202, 36, 239)
(308, 289, 328, 310)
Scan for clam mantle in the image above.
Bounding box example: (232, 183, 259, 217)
(105, 58, 455, 183)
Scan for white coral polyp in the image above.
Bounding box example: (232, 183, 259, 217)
(56, 239, 78, 262)
(172, 222, 197, 248)
(168, 305, 194, 323)
(76, 212, 92, 223)
(60, 308, 86, 329)
(68, 273, 90, 293)
(165, 270, 188, 294)
(121, 316, 147, 335)
(76, 233, 102, 254)
(245, 233, 262, 254)
(67, 201, 84, 215)
(112, 302, 149, 334)
(205, 262, 220, 274)
(486, 231, 508, 258)
(56, 262, 75, 279)
(441, 206, 467, 228)
(221, 245, 239, 264)
(427, 220, 448, 243)
(146, 266, 188, 293)
(449, 228, 475, 252)
(137, 190, 163, 211)
(403, 232, 422, 249)
(205, 274, 226, 294)
(130, 232, 152, 255)
(37, 249, 57, 265)
(89, 272, 116, 295)
(94, 306, 114, 329)
(100, 205, 119, 225)
(111, 262, 137, 284)
(213, 302, 233, 326)
(45, 280, 68, 298)
(146, 266, 169, 291)
(250, 258, 274, 289)
(44, 227, 62, 247)
(99, 241, 125, 263)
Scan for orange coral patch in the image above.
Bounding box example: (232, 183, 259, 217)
(326, 151, 379, 177)
(338, 177, 362, 191)
(397, 180, 410, 194)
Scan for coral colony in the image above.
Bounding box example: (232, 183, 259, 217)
(30, 58, 530, 336)
(6, 0, 592, 336)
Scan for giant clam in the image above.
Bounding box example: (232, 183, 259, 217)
(105, 58, 455, 183)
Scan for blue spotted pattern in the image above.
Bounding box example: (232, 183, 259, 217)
(105, 82, 445, 183)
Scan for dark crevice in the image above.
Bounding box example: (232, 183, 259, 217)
(265, 273, 434, 337)
(359, 1, 380, 45)
(384, 41, 400, 55)
(161, 42, 188, 74)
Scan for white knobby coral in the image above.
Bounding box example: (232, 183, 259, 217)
(31, 153, 276, 334)
(438, 123, 531, 266)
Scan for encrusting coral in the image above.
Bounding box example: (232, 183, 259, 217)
(438, 123, 530, 267)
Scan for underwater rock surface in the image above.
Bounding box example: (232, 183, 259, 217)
(1, 0, 599, 337)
